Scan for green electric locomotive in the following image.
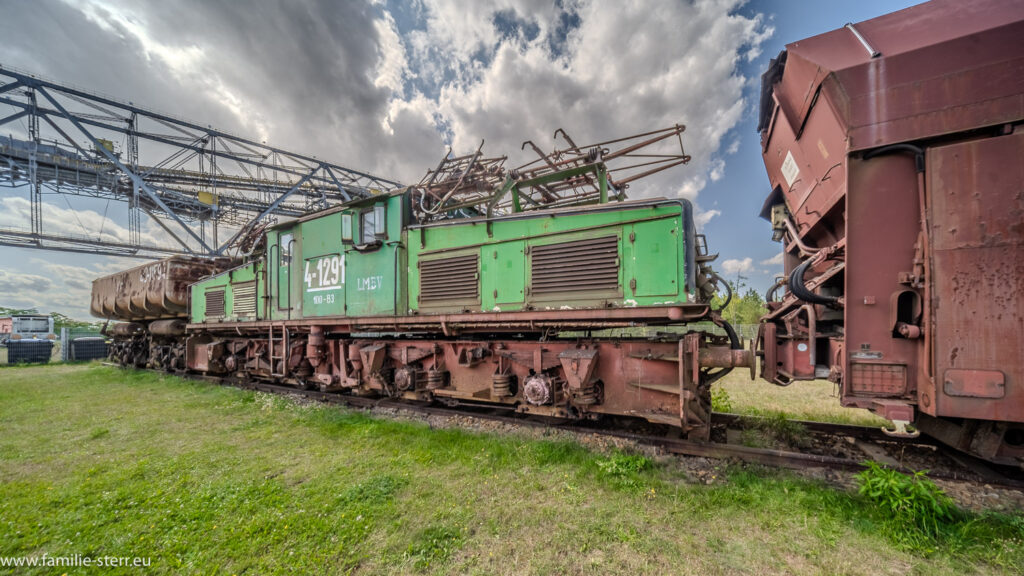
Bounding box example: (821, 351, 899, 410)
(191, 193, 702, 324)
(99, 126, 752, 441)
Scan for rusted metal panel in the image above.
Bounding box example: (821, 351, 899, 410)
(757, 0, 1023, 441)
(759, 68, 849, 246)
(843, 153, 920, 403)
(928, 130, 1024, 422)
(557, 348, 599, 392)
(943, 370, 1006, 399)
(361, 338, 693, 426)
(91, 256, 234, 322)
(753, 0, 1024, 464)
(186, 324, 750, 441)
(187, 303, 711, 332)
(868, 399, 914, 423)
(773, 0, 1024, 152)
(149, 319, 186, 336)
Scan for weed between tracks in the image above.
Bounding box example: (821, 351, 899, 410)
(855, 461, 1022, 559)
(733, 411, 812, 450)
(0, 364, 1021, 575)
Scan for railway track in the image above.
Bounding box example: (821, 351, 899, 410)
(162, 369, 1024, 491)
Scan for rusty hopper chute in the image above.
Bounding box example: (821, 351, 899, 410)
(90, 256, 236, 322)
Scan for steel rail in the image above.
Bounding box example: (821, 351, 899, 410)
(159, 370, 1024, 490)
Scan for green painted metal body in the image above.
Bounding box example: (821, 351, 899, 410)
(408, 200, 691, 313)
(190, 260, 262, 324)
(190, 192, 696, 323)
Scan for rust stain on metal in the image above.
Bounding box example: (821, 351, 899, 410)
(91, 256, 235, 322)
(928, 130, 1024, 421)
(943, 369, 1006, 399)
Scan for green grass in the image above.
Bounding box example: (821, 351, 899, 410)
(1, 364, 1022, 575)
(733, 412, 812, 450)
(716, 369, 890, 426)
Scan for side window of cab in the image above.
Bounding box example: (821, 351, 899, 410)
(280, 232, 293, 266)
(360, 204, 386, 244)
(342, 213, 354, 243)
(341, 203, 386, 246)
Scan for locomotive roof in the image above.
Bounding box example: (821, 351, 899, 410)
(762, 0, 1024, 151)
(268, 188, 408, 229)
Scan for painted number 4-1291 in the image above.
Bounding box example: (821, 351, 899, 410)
(304, 255, 343, 300)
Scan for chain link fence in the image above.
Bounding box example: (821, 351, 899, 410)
(0, 337, 55, 364)
(0, 328, 108, 364)
(60, 328, 109, 362)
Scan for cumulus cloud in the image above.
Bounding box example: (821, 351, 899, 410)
(2, 0, 769, 189)
(0, 269, 53, 293)
(720, 257, 753, 275)
(760, 252, 784, 266)
(0, 257, 128, 319)
(694, 209, 721, 231)
(373, 9, 409, 94)
(419, 0, 768, 203)
(0, 196, 192, 250)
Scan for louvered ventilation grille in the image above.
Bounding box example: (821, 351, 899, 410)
(232, 282, 256, 317)
(531, 236, 619, 294)
(419, 254, 479, 302)
(205, 289, 225, 319)
(850, 363, 907, 395)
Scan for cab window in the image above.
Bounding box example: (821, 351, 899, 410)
(341, 214, 353, 243)
(360, 211, 376, 244)
(360, 204, 386, 243)
(280, 232, 293, 266)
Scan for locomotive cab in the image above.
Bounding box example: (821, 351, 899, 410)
(192, 192, 406, 324)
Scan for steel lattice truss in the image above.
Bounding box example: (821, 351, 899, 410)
(0, 64, 400, 258)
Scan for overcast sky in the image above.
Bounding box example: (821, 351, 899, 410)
(0, 0, 920, 320)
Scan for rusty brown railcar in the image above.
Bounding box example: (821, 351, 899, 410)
(90, 256, 235, 322)
(756, 0, 1024, 464)
(91, 256, 235, 368)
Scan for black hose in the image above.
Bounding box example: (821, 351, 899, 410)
(703, 367, 731, 386)
(711, 271, 732, 311)
(720, 319, 741, 350)
(789, 259, 838, 305)
(702, 319, 741, 386)
(765, 277, 786, 303)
